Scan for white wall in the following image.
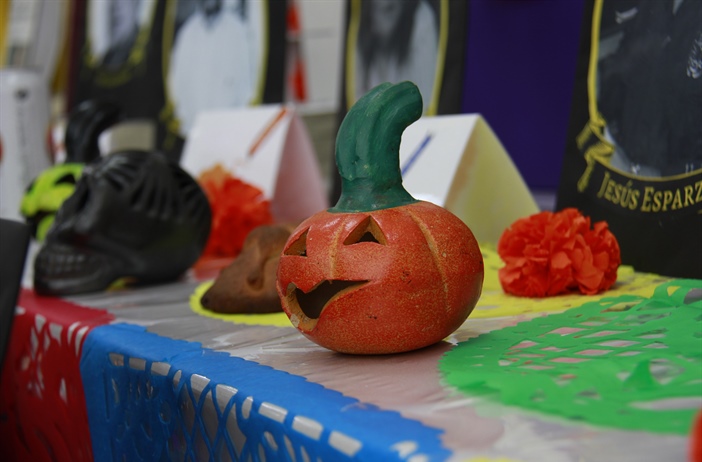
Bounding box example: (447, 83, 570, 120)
(294, 0, 345, 115)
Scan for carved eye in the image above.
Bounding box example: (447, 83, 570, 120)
(284, 228, 308, 256)
(344, 216, 386, 245)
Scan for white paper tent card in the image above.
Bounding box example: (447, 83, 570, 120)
(180, 105, 328, 224)
(399, 114, 539, 245)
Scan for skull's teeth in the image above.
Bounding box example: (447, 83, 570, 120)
(38, 249, 100, 277)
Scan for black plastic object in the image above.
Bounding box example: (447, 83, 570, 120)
(64, 99, 123, 163)
(20, 100, 122, 240)
(0, 219, 30, 374)
(34, 150, 211, 295)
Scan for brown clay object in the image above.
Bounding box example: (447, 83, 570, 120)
(201, 223, 296, 313)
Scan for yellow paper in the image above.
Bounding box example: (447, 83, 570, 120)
(189, 280, 293, 327)
(471, 244, 669, 319)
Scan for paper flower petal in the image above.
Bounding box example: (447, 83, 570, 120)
(497, 208, 621, 297)
(198, 165, 273, 259)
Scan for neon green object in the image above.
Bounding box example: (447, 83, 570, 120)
(330, 81, 421, 213)
(440, 279, 702, 435)
(21, 163, 84, 240)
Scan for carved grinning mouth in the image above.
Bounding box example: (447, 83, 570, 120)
(288, 280, 368, 320)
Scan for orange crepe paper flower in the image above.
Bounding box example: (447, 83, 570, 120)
(497, 208, 621, 297)
(198, 164, 273, 258)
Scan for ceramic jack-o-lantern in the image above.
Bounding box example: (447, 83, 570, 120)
(276, 82, 484, 354)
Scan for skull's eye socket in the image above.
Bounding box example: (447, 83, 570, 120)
(73, 185, 91, 212)
(56, 174, 77, 185)
(344, 216, 386, 245)
(103, 159, 139, 192)
(284, 229, 308, 256)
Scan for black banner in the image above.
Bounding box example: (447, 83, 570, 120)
(70, 0, 287, 162)
(557, 0, 702, 278)
(331, 0, 469, 203)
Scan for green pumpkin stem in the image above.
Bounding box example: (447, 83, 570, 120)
(330, 81, 422, 213)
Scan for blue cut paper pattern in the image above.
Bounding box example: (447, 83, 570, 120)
(80, 323, 450, 461)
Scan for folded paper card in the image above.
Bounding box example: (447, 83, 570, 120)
(180, 105, 328, 225)
(398, 114, 539, 245)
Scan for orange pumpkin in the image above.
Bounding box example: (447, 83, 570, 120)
(276, 82, 484, 354)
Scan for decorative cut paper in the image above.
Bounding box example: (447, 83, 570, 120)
(441, 279, 702, 435)
(80, 323, 451, 461)
(0, 290, 115, 460)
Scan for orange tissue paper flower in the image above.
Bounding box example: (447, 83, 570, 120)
(198, 164, 273, 259)
(497, 208, 621, 297)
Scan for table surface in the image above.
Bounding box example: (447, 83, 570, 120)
(47, 261, 697, 462)
(0, 238, 702, 462)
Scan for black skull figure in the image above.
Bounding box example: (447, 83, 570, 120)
(34, 150, 212, 295)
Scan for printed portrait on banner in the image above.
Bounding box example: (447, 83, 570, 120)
(163, 0, 267, 139)
(346, 0, 446, 116)
(579, 0, 702, 180)
(332, 0, 467, 204)
(83, 0, 158, 85)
